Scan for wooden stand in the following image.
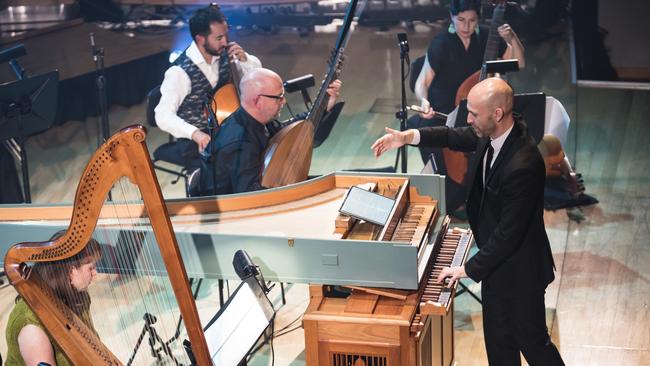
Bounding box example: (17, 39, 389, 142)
(303, 285, 455, 366)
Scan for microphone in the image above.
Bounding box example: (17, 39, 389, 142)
(397, 33, 409, 53)
(233, 249, 272, 294)
(233, 250, 259, 280)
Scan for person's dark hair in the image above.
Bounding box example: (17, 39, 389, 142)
(450, 0, 481, 16)
(189, 4, 227, 41)
(30, 230, 102, 317)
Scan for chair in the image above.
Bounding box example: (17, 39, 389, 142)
(145, 85, 188, 186)
(186, 167, 203, 198)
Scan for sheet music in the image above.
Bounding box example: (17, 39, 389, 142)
(339, 186, 396, 226)
(205, 280, 273, 365)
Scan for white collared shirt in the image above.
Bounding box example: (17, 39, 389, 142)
(483, 123, 513, 184)
(154, 41, 262, 139)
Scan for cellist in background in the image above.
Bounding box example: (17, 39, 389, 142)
(155, 4, 261, 173)
(409, 0, 525, 216)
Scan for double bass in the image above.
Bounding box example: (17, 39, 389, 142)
(259, 0, 358, 188)
(443, 0, 508, 185)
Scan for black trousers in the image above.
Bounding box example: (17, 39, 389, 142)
(482, 287, 565, 366)
(174, 138, 202, 172)
(153, 137, 202, 173)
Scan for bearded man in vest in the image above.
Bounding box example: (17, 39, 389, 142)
(155, 4, 261, 172)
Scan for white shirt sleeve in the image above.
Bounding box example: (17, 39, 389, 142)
(154, 65, 198, 140)
(410, 129, 421, 145)
(154, 52, 261, 140)
(237, 53, 262, 74)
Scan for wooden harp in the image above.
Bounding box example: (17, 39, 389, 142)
(3, 125, 213, 365)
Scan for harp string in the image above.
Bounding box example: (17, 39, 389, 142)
(125, 174, 188, 363)
(83, 176, 189, 364)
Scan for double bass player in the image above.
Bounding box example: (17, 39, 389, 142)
(155, 4, 261, 173)
(410, 0, 525, 215)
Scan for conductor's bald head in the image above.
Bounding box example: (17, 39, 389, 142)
(466, 77, 515, 139)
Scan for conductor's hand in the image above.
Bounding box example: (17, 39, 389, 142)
(435, 266, 467, 288)
(192, 130, 211, 152)
(371, 127, 411, 158)
(419, 99, 435, 119)
(227, 42, 248, 62)
(326, 79, 342, 112)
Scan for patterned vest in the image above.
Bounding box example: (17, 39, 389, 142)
(174, 50, 232, 130)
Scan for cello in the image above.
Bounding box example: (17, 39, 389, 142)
(260, 0, 358, 188)
(443, 0, 508, 185)
(209, 47, 243, 125)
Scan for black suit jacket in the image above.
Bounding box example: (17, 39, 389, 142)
(199, 107, 270, 195)
(419, 120, 555, 296)
(199, 108, 313, 195)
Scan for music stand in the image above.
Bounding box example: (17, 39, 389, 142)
(513, 92, 546, 143)
(202, 276, 275, 365)
(484, 59, 520, 75)
(284, 74, 315, 109)
(0, 71, 59, 203)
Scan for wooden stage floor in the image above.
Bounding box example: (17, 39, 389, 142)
(0, 20, 648, 365)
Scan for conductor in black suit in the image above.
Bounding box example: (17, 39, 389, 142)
(372, 78, 565, 366)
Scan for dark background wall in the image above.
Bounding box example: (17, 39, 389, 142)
(599, 0, 650, 81)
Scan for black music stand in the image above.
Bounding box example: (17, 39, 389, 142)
(198, 251, 276, 365)
(484, 59, 520, 75)
(0, 71, 59, 203)
(513, 92, 546, 143)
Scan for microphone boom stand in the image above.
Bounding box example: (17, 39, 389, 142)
(90, 33, 110, 146)
(90, 32, 112, 201)
(395, 33, 410, 173)
(204, 100, 226, 307)
(126, 313, 180, 366)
